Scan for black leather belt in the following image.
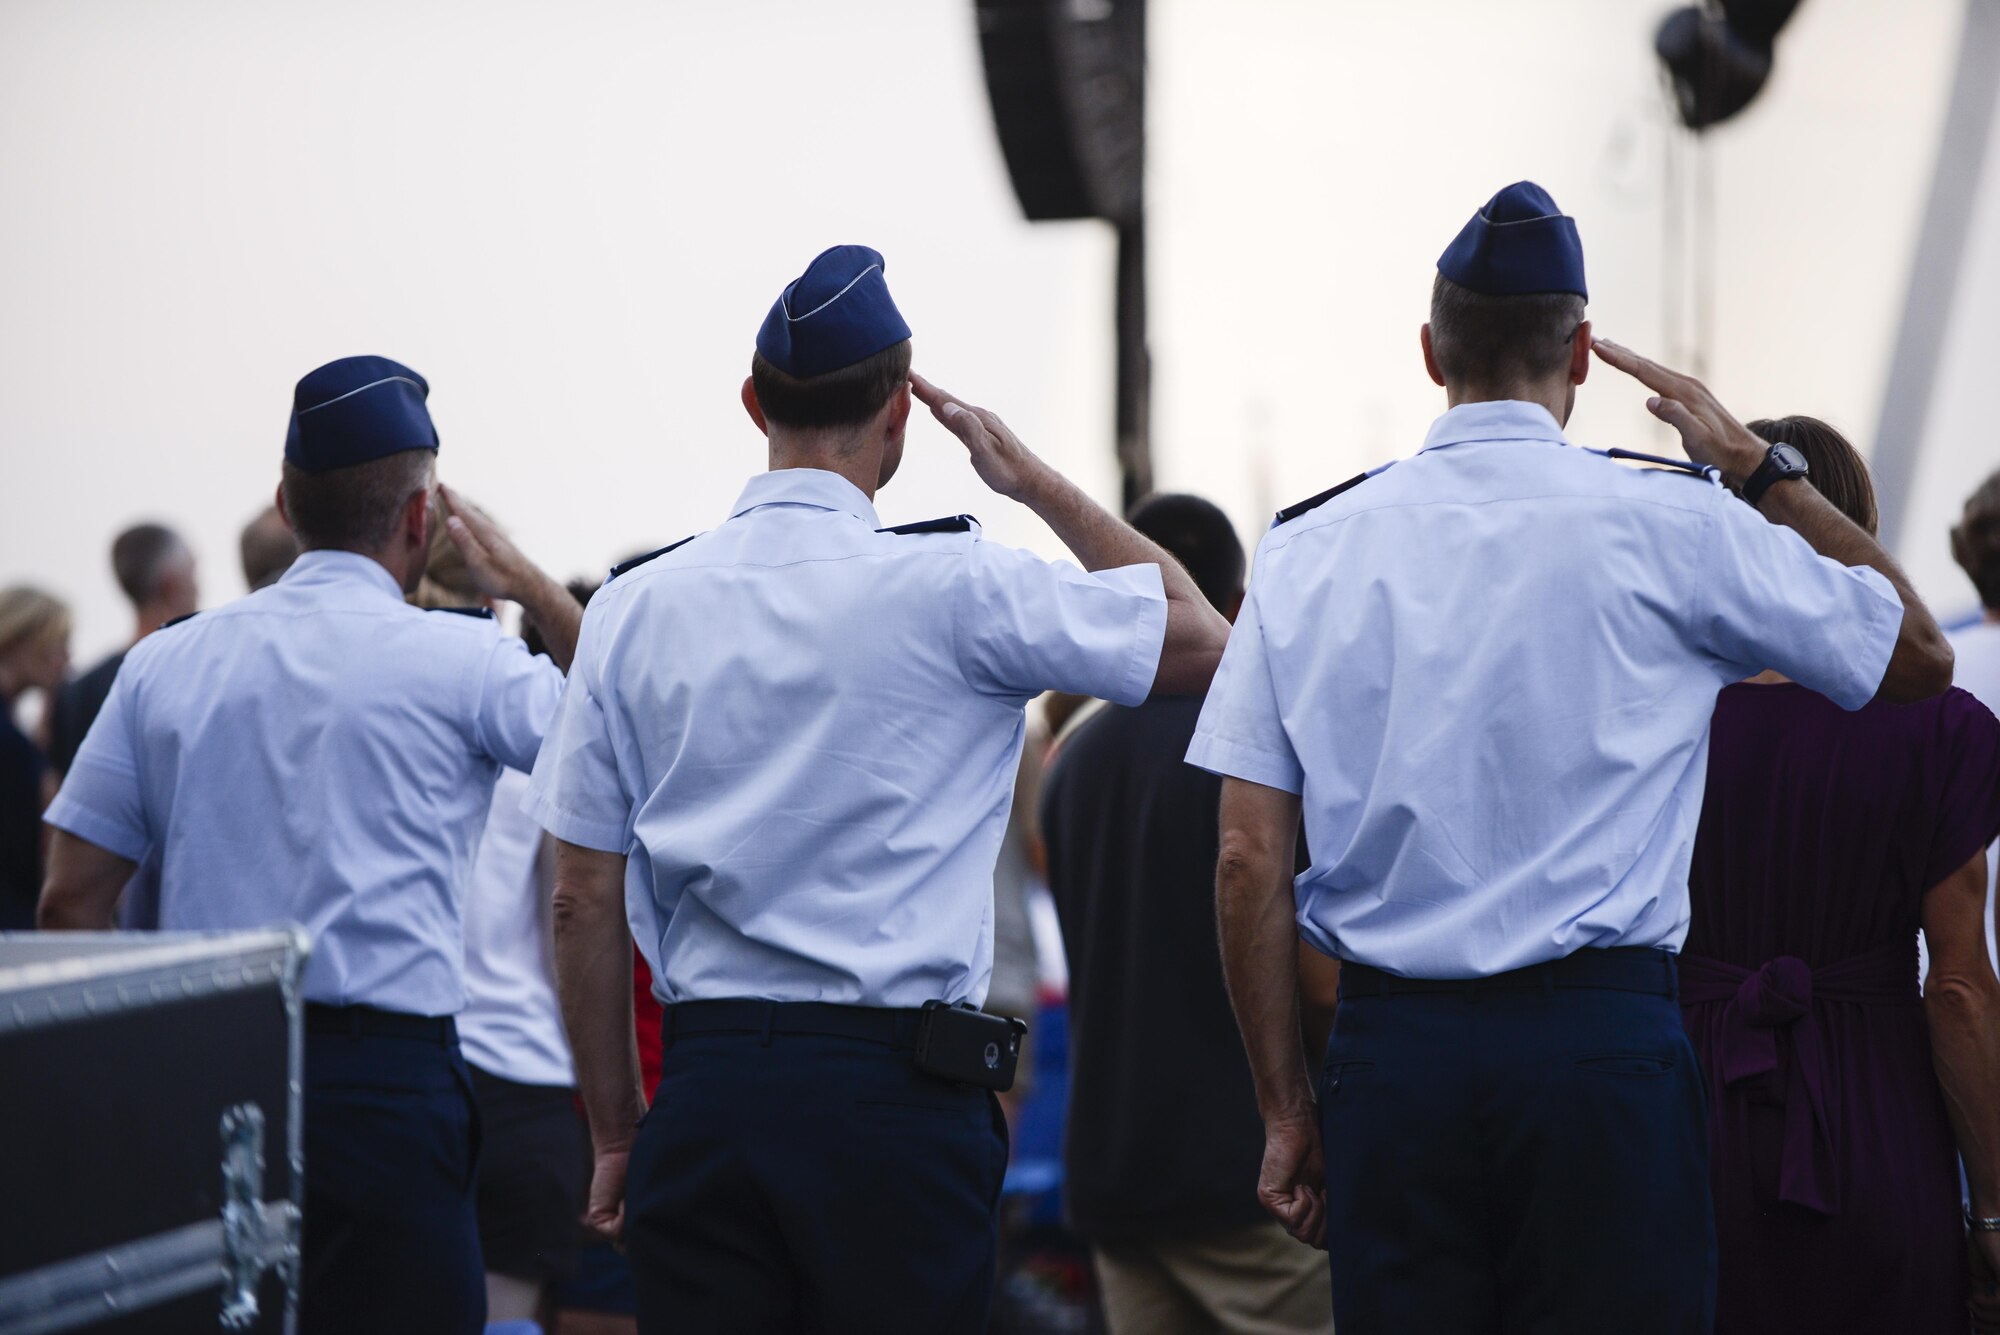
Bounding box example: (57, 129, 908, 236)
(662, 999, 924, 1050)
(1339, 946, 1678, 1000)
(305, 1002, 458, 1044)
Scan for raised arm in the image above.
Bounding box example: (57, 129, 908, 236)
(1592, 338, 1951, 703)
(1923, 850, 2000, 1329)
(439, 483, 585, 672)
(550, 839, 644, 1244)
(1216, 775, 1323, 1247)
(910, 373, 1230, 696)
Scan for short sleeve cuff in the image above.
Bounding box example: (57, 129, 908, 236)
(521, 784, 628, 854)
(1825, 567, 1904, 712)
(1109, 566, 1170, 707)
(1185, 732, 1305, 795)
(43, 793, 149, 862)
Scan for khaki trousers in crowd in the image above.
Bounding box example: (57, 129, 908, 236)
(1094, 1220, 1334, 1335)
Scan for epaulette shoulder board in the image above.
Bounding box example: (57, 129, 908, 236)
(160, 611, 199, 630)
(429, 606, 495, 620)
(878, 514, 977, 536)
(608, 534, 700, 581)
(1274, 472, 1372, 526)
(1598, 448, 1723, 484)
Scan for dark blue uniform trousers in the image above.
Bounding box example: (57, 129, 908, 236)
(625, 1012, 1010, 1334)
(299, 1026, 486, 1335)
(1320, 949, 1716, 1334)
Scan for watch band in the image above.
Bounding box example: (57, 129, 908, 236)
(1741, 443, 1807, 507)
(1966, 1208, 2000, 1232)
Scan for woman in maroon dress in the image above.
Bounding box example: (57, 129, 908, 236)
(1682, 416, 2000, 1334)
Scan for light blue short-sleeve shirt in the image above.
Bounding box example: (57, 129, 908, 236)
(1187, 400, 1904, 978)
(525, 467, 1168, 1008)
(45, 550, 563, 1014)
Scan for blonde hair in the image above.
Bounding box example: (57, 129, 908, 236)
(407, 496, 486, 611)
(0, 586, 72, 661)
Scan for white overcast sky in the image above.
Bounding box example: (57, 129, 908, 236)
(0, 0, 1978, 665)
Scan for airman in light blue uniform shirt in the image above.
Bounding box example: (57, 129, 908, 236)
(528, 245, 1226, 1335)
(1191, 183, 1946, 1335)
(1188, 395, 1904, 979)
(40, 354, 580, 1335)
(47, 545, 559, 1012)
(529, 466, 1164, 1009)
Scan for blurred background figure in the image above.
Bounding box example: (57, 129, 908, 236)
(988, 722, 1046, 1126)
(47, 522, 198, 779)
(412, 512, 592, 1335)
(1678, 418, 2000, 1335)
(1947, 469, 2000, 973)
(239, 503, 300, 593)
(1039, 493, 1336, 1335)
(0, 586, 71, 930)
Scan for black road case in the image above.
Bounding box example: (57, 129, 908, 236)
(0, 930, 308, 1334)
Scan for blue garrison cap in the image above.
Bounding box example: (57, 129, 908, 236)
(284, 355, 439, 474)
(1437, 182, 1587, 300)
(756, 245, 912, 379)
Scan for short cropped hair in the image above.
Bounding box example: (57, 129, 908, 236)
(1745, 416, 1878, 537)
(1129, 492, 1245, 613)
(1954, 468, 2000, 612)
(750, 340, 913, 431)
(279, 449, 436, 553)
(1428, 274, 1585, 388)
(110, 523, 189, 607)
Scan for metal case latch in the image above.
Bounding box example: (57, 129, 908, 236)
(219, 1103, 275, 1329)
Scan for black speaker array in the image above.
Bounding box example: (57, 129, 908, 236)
(975, 0, 1145, 227)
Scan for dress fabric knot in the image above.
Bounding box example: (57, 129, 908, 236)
(1680, 941, 1919, 1219)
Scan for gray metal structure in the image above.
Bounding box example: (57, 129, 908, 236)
(1872, 0, 2000, 551)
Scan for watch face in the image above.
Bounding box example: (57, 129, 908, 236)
(1772, 443, 1808, 474)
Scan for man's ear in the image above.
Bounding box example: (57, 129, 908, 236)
(403, 483, 432, 553)
(884, 380, 912, 441)
(1420, 324, 1447, 388)
(274, 480, 294, 532)
(1569, 317, 1592, 386)
(741, 377, 769, 435)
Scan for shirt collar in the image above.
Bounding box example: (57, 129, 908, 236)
(279, 548, 406, 600)
(727, 468, 882, 528)
(1420, 400, 1569, 455)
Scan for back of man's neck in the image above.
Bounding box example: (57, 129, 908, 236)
(766, 439, 879, 500)
(1445, 385, 1566, 425)
(298, 543, 408, 587)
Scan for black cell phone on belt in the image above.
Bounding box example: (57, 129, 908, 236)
(913, 1001, 1028, 1091)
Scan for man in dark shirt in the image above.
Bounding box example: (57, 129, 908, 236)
(47, 523, 199, 776)
(1040, 493, 1338, 1334)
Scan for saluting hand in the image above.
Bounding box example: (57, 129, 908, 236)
(437, 484, 537, 603)
(1590, 339, 1770, 487)
(909, 372, 1049, 502)
(1260, 1106, 1328, 1250)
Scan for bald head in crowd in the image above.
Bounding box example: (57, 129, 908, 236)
(239, 505, 300, 592)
